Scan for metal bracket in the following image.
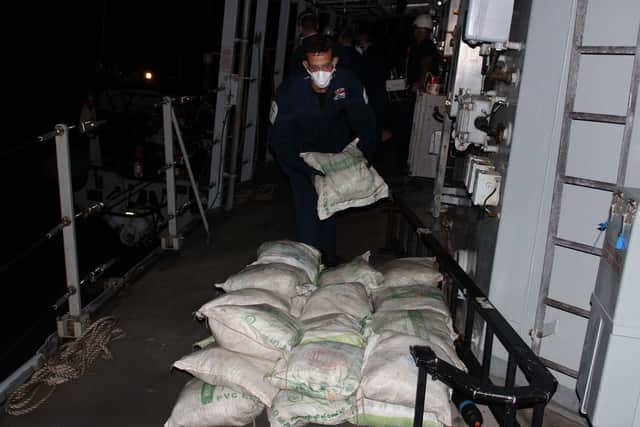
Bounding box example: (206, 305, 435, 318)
(442, 194, 473, 207)
(530, 320, 558, 339)
(161, 233, 183, 250)
(56, 312, 90, 338)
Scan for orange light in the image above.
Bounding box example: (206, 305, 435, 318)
(144, 71, 153, 80)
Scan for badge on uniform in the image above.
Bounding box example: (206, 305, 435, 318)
(333, 87, 346, 100)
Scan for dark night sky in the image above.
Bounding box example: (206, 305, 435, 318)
(1, 2, 225, 380)
(6, 2, 222, 137)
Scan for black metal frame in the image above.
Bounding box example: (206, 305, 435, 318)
(385, 196, 558, 427)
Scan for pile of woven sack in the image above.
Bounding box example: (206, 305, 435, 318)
(166, 240, 466, 427)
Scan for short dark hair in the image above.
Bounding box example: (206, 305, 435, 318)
(299, 12, 318, 32)
(304, 35, 334, 57)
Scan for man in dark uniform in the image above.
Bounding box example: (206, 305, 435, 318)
(269, 35, 376, 266)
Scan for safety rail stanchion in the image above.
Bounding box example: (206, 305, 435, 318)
(170, 105, 211, 243)
(53, 124, 87, 338)
(161, 97, 182, 250)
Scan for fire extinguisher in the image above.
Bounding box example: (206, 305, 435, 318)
(133, 146, 144, 178)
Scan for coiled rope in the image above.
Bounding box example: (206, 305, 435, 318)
(6, 316, 125, 415)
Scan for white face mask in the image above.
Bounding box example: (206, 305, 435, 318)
(307, 68, 334, 88)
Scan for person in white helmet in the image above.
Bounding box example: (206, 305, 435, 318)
(407, 13, 440, 90)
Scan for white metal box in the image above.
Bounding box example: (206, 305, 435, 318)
(465, 0, 515, 44)
(472, 170, 502, 206)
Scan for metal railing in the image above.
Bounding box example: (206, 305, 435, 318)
(385, 195, 558, 427)
(0, 95, 215, 404)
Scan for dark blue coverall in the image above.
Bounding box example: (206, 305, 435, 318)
(268, 69, 376, 262)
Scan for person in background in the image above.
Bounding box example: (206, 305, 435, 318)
(407, 13, 440, 91)
(268, 36, 377, 266)
(338, 28, 363, 79)
(355, 28, 393, 173)
(286, 11, 319, 78)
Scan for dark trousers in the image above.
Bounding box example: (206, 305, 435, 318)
(282, 165, 336, 261)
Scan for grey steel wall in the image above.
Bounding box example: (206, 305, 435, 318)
(488, 0, 639, 411)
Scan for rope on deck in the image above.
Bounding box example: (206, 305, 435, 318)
(5, 316, 125, 416)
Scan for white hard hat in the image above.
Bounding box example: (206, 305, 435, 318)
(322, 25, 335, 36)
(413, 14, 433, 30)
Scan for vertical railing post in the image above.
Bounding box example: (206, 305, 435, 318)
(413, 366, 428, 427)
(161, 98, 182, 250)
(54, 124, 87, 338)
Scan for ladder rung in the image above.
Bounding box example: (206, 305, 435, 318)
(545, 297, 590, 319)
(579, 45, 635, 55)
(553, 237, 603, 256)
(570, 112, 626, 124)
(539, 357, 579, 379)
(561, 175, 620, 192)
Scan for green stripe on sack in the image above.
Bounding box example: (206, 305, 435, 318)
(300, 334, 366, 347)
(408, 310, 428, 337)
(351, 414, 440, 427)
(200, 383, 216, 404)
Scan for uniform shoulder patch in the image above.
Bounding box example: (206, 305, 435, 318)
(333, 87, 346, 100)
(269, 100, 278, 124)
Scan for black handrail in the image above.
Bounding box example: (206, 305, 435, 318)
(387, 195, 558, 427)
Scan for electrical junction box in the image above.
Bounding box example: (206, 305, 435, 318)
(464, 156, 493, 191)
(472, 170, 502, 206)
(469, 162, 496, 195)
(465, 0, 515, 44)
(454, 91, 507, 151)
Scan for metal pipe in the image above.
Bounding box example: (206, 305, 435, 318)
(225, 0, 253, 212)
(54, 124, 84, 337)
(162, 98, 179, 246)
(170, 107, 211, 238)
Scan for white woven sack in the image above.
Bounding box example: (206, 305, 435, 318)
(196, 304, 302, 361)
(255, 240, 322, 284)
(318, 251, 384, 293)
(301, 140, 389, 220)
(266, 341, 364, 401)
(172, 347, 279, 406)
(217, 262, 314, 300)
(300, 282, 372, 322)
(380, 257, 443, 287)
(290, 295, 308, 318)
(301, 313, 367, 347)
(360, 332, 466, 426)
(198, 288, 291, 315)
(268, 391, 356, 427)
(372, 285, 449, 316)
(352, 395, 443, 427)
(368, 309, 457, 341)
(164, 379, 264, 427)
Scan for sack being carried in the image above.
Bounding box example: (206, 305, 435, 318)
(301, 139, 389, 220)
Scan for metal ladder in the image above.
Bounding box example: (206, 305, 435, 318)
(531, 0, 640, 378)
